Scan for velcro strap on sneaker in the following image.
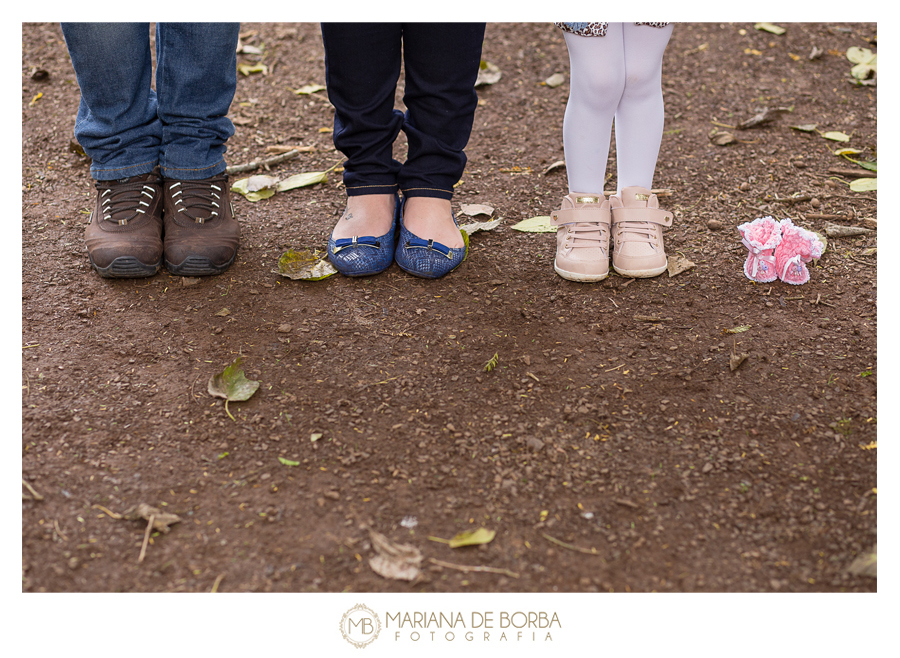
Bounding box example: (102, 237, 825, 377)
(550, 206, 610, 227)
(611, 206, 673, 227)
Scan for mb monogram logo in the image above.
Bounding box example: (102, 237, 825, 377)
(340, 604, 382, 648)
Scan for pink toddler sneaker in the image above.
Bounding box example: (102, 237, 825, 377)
(737, 216, 781, 283)
(774, 218, 824, 285)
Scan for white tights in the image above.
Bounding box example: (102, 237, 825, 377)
(562, 23, 673, 194)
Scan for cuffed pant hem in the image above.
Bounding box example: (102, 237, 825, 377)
(346, 183, 400, 196)
(161, 159, 227, 180)
(400, 186, 454, 201)
(91, 160, 158, 181)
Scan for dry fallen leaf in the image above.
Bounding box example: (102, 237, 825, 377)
(730, 352, 749, 371)
(825, 223, 873, 238)
(737, 107, 791, 130)
(459, 218, 501, 237)
(368, 529, 422, 581)
(122, 503, 181, 533)
(544, 72, 565, 87)
(667, 255, 695, 277)
(709, 129, 736, 146)
(847, 545, 876, 577)
(475, 60, 502, 87)
(271, 248, 338, 280)
(459, 203, 494, 217)
(542, 160, 566, 175)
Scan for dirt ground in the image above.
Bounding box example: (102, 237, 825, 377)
(21, 22, 876, 594)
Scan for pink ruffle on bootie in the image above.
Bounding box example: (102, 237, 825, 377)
(774, 218, 824, 285)
(737, 216, 781, 283)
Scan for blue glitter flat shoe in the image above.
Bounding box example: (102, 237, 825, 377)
(327, 194, 400, 277)
(394, 198, 467, 279)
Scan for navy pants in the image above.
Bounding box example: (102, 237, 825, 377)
(321, 23, 485, 200)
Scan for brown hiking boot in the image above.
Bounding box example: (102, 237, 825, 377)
(84, 172, 164, 278)
(163, 174, 240, 276)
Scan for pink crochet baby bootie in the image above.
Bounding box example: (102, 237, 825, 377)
(774, 218, 824, 285)
(737, 216, 781, 283)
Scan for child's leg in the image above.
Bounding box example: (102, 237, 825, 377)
(613, 23, 673, 191)
(562, 26, 626, 194)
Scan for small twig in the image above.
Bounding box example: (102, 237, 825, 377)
(92, 504, 122, 519)
(22, 479, 44, 501)
(428, 558, 519, 578)
(357, 375, 401, 391)
(825, 194, 875, 202)
(210, 574, 225, 593)
(828, 167, 876, 179)
(605, 364, 624, 372)
(225, 400, 235, 422)
(225, 149, 301, 175)
(138, 515, 155, 563)
(379, 331, 412, 338)
(53, 519, 67, 541)
(847, 255, 876, 267)
(542, 533, 602, 556)
(608, 297, 619, 308)
(773, 195, 811, 205)
(806, 213, 850, 220)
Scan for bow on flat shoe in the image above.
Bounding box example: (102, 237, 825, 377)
(394, 198, 466, 279)
(326, 194, 400, 277)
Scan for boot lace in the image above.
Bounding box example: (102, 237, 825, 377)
(168, 177, 227, 224)
(565, 221, 609, 252)
(96, 178, 158, 225)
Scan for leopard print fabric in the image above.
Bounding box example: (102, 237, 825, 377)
(555, 22, 669, 37)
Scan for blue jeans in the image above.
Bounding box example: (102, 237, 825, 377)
(61, 22, 240, 181)
(321, 23, 485, 200)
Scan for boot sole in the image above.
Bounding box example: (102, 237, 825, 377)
(613, 263, 667, 278)
(554, 262, 609, 282)
(165, 254, 236, 277)
(90, 255, 161, 279)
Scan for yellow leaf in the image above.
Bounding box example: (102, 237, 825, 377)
(449, 528, 495, 548)
(821, 131, 851, 142)
(755, 22, 786, 35)
(849, 178, 876, 192)
(290, 84, 326, 95)
(510, 216, 555, 233)
(238, 63, 267, 76)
